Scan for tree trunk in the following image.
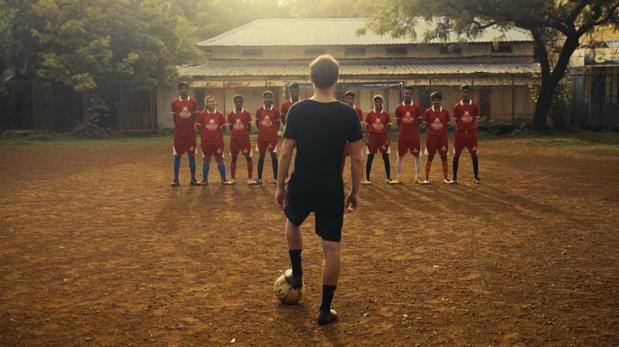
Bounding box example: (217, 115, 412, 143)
(531, 33, 580, 131)
(532, 74, 556, 130)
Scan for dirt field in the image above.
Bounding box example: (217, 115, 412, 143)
(1, 135, 618, 346)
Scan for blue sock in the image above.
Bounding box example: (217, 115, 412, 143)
(188, 156, 196, 181)
(173, 156, 181, 181)
(217, 162, 227, 181)
(271, 153, 278, 180)
(202, 163, 210, 181)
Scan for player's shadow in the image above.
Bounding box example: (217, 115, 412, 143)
(275, 302, 311, 328)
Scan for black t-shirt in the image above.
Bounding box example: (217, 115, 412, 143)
(284, 99, 363, 212)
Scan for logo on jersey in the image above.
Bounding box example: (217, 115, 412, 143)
(205, 118, 219, 131)
(233, 118, 245, 130)
(431, 118, 443, 130)
(261, 115, 273, 127)
(441, 145, 447, 152)
(372, 117, 385, 130)
(402, 111, 415, 124)
(179, 106, 191, 119)
(461, 111, 473, 123)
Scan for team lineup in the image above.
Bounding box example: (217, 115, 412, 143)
(170, 83, 481, 187)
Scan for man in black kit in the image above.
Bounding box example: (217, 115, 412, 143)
(275, 55, 363, 326)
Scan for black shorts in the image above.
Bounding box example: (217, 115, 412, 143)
(284, 206, 344, 242)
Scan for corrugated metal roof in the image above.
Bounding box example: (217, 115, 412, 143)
(178, 62, 539, 78)
(198, 18, 532, 47)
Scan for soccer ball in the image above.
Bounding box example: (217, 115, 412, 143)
(274, 269, 303, 305)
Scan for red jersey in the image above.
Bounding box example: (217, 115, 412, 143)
(365, 110, 392, 134)
(352, 105, 364, 122)
(280, 99, 300, 124)
(197, 110, 225, 143)
(256, 105, 280, 140)
(424, 106, 451, 136)
(395, 102, 422, 140)
(170, 97, 199, 136)
(453, 100, 480, 132)
(227, 109, 252, 137)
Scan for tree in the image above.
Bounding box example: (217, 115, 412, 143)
(362, 0, 619, 130)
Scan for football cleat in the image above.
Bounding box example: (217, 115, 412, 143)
(443, 178, 455, 184)
(387, 179, 400, 184)
(190, 179, 201, 186)
(256, 179, 263, 185)
(415, 177, 426, 184)
(199, 179, 208, 186)
(222, 180, 234, 185)
(421, 179, 430, 185)
(247, 179, 259, 185)
(361, 179, 372, 185)
(473, 177, 481, 184)
(317, 309, 338, 326)
(171, 180, 180, 187)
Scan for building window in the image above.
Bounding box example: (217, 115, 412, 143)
(305, 47, 325, 56)
(386, 46, 407, 56)
(242, 49, 263, 56)
(492, 44, 513, 53)
(345, 47, 365, 56)
(439, 45, 462, 54)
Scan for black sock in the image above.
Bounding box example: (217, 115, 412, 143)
(271, 153, 278, 180)
(382, 153, 391, 180)
(288, 249, 302, 278)
(320, 285, 337, 312)
(452, 155, 460, 180)
(472, 155, 479, 179)
(366, 154, 374, 180)
(257, 153, 265, 180)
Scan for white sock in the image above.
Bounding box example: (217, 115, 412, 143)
(396, 156, 404, 178)
(415, 156, 422, 180)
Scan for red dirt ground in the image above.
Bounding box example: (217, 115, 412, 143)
(0, 137, 618, 346)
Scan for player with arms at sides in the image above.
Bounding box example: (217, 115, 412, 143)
(280, 82, 302, 125)
(394, 86, 424, 184)
(452, 85, 481, 184)
(422, 92, 454, 184)
(364, 95, 396, 185)
(341, 90, 364, 173)
(228, 95, 258, 185)
(170, 82, 200, 187)
(276, 55, 363, 326)
(255, 91, 281, 184)
(195, 96, 232, 186)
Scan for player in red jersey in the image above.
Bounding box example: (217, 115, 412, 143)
(422, 92, 454, 184)
(255, 91, 281, 184)
(364, 95, 396, 185)
(170, 81, 200, 187)
(342, 90, 364, 172)
(452, 85, 481, 184)
(228, 95, 258, 185)
(394, 86, 424, 184)
(196, 96, 231, 186)
(280, 82, 301, 125)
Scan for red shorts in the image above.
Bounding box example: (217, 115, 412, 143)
(230, 135, 252, 157)
(173, 135, 196, 156)
(367, 133, 390, 154)
(201, 141, 225, 159)
(397, 137, 421, 157)
(257, 137, 278, 153)
(425, 134, 448, 157)
(454, 131, 478, 156)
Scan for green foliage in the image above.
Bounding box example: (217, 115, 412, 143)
(72, 94, 112, 138)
